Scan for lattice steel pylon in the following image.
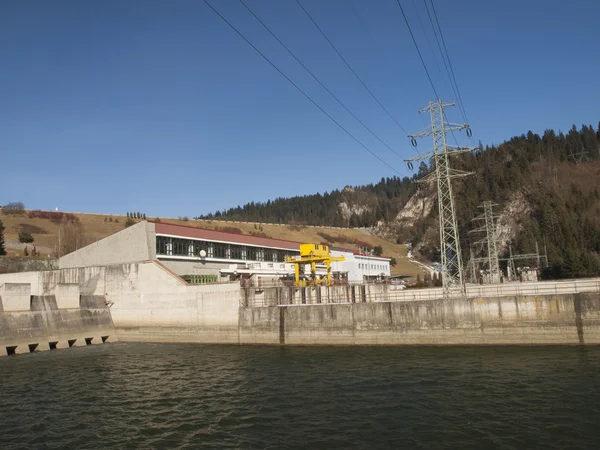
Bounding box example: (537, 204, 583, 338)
(406, 99, 474, 298)
(470, 201, 501, 284)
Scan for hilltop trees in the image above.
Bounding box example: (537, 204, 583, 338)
(2, 202, 25, 216)
(126, 212, 147, 220)
(197, 176, 416, 227)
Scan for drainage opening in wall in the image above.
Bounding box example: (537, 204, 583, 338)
(6, 346, 17, 356)
(28, 343, 39, 353)
(68, 339, 77, 348)
(101, 336, 109, 343)
(85, 338, 93, 345)
(49, 342, 58, 350)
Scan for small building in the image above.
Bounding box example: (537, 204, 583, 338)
(58, 221, 391, 284)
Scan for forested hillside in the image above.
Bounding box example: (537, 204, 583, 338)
(199, 123, 600, 279)
(197, 177, 415, 228)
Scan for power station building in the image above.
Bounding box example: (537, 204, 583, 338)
(58, 221, 391, 283)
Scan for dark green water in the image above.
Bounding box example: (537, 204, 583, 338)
(0, 344, 599, 449)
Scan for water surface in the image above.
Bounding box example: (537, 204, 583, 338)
(0, 343, 598, 449)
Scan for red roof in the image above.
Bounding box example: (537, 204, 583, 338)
(154, 222, 301, 251)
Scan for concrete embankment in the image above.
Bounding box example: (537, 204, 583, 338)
(0, 261, 240, 351)
(0, 281, 116, 356)
(239, 293, 600, 345)
(2, 262, 600, 350)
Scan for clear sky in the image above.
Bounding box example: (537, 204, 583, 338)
(1, 0, 599, 217)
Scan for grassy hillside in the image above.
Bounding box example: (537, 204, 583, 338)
(0, 211, 423, 277)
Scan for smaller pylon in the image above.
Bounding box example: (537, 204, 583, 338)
(470, 201, 501, 284)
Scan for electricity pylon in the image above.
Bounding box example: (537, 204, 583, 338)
(405, 99, 474, 298)
(470, 201, 501, 284)
(569, 147, 588, 165)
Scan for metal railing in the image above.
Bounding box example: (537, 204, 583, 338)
(243, 278, 600, 307)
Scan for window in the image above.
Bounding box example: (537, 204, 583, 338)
(277, 250, 287, 262)
(214, 242, 227, 259)
(173, 238, 187, 256)
(156, 236, 172, 255)
(247, 246, 257, 261)
(231, 244, 242, 260)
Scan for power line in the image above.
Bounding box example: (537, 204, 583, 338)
(294, 0, 408, 135)
(429, 0, 469, 124)
(409, 0, 449, 92)
(203, 0, 403, 176)
(346, 0, 425, 121)
(394, 0, 440, 101)
(422, 0, 462, 119)
(395, 0, 461, 148)
(239, 0, 404, 160)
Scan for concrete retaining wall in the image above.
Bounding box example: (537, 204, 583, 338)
(0, 294, 116, 356)
(0, 261, 242, 347)
(3, 263, 600, 349)
(239, 293, 600, 345)
(58, 221, 156, 269)
(109, 263, 240, 344)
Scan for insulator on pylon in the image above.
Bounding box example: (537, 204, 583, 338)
(407, 161, 414, 171)
(466, 127, 473, 137)
(410, 138, 417, 148)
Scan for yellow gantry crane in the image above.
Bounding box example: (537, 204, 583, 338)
(285, 244, 345, 287)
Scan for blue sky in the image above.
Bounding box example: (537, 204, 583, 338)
(1, 0, 599, 217)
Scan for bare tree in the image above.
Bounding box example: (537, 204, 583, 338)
(57, 218, 92, 257)
(2, 202, 25, 216)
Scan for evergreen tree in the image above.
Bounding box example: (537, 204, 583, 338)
(0, 220, 5, 256)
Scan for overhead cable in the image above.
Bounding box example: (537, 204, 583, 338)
(240, 0, 404, 160)
(346, 0, 424, 118)
(395, 0, 461, 148)
(203, 1, 404, 176)
(430, 0, 469, 124)
(410, 0, 448, 91)
(295, 0, 408, 135)
(423, 0, 466, 124)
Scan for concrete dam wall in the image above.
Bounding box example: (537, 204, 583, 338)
(0, 281, 116, 356)
(3, 262, 600, 351)
(0, 261, 241, 350)
(239, 293, 600, 346)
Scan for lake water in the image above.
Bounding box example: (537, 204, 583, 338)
(0, 343, 598, 449)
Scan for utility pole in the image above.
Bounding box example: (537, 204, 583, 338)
(405, 99, 474, 298)
(469, 248, 477, 283)
(470, 201, 501, 284)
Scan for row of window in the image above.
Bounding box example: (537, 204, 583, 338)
(359, 263, 388, 272)
(156, 236, 299, 262)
